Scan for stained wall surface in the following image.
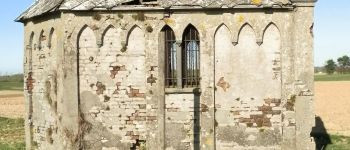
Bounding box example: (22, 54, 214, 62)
(23, 4, 316, 150)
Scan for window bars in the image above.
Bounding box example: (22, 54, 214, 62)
(182, 25, 200, 87)
(163, 26, 177, 88)
(163, 25, 200, 88)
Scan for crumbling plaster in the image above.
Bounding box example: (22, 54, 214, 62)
(22, 1, 316, 149)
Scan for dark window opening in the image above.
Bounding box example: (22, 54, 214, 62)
(123, 0, 141, 5)
(162, 26, 177, 88)
(122, 0, 158, 5)
(142, 0, 157, 2)
(182, 25, 200, 87)
(48, 28, 54, 49)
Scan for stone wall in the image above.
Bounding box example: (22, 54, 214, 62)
(214, 23, 283, 149)
(23, 4, 316, 150)
(23, 14, 63, 150)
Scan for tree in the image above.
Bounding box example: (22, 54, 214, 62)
(337, 55, 350, 74)
(324, 59, 337, 74)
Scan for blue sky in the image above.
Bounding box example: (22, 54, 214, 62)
(0, 0, 349, 74)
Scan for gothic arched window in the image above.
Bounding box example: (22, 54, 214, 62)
(182, 25, 200, 87)
(162, 26, 177, 88)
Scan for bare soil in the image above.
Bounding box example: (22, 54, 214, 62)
(315, 81, 350, 136)
(0, 91, 24, 118)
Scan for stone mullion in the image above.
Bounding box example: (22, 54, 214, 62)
(176, 40, 183, 89)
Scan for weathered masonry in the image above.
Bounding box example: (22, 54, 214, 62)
(17, 0, 317, 149)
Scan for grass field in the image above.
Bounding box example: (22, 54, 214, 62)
(0, 74, 25, 149)
(315, 73, 350, 81)
(0, 117, 25, 150)
(0, 82, 23, 91)
(0, 74, 23, 91)
(328, 134, 350, 150)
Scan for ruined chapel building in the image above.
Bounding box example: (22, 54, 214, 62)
(17, 0, 317, 149)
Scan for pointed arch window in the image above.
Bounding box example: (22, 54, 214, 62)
(162, 25, 200, 89)
(182, 25, 200, 87)
(28, 32, 34, 70)
(48, 28, 55, 49)
(38, 30, 45, 50)
(162, 26, 177, 88)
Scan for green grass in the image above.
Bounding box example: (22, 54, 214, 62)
(0, 74, 24, 91)
(0, 82, 23, 91)
(327, 134, 350, 150)
(315, 74, 350, 82)
(0, 117, 25, 150)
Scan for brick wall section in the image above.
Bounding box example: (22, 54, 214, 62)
(24, 26, 59, 149)
(215, 23, 283, 149)
(78, 25, 148, 147)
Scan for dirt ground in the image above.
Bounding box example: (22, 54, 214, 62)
(315, 81, 350, 136)
(0, 91, 24, 118)
(0, 82, 349, 135)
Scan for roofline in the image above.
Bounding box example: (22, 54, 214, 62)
(15, 0, 40, 22)
(17, 4, 298, 23)
(16, 0, 64, 23)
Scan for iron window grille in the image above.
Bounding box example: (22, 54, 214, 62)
(163, 26, 177, 88)
(182, 25, 200, 87)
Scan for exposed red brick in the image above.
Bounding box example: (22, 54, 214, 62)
(127, 87, 145, 98)
(96, 82, 106, 95)
(216, 77, 230, 92)
(110, 65, 126, 79)
(258, 105, 272, 111)
(26, 72, 35, 94)
(262, 118, 272, 127)
(147, 116, 157, 121)
(135, 93, 145, 97)
(250, 114, 272, 127)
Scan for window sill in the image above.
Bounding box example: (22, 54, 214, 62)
(165, 88, 201, 94)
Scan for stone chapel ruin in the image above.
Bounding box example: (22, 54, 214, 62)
(17, 0, 317, 149)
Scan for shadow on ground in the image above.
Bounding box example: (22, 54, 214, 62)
(311, 116, 332, 150)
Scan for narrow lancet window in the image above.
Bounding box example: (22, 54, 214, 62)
(182, 25, 200, 87)
(162, 26, 177, 88)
